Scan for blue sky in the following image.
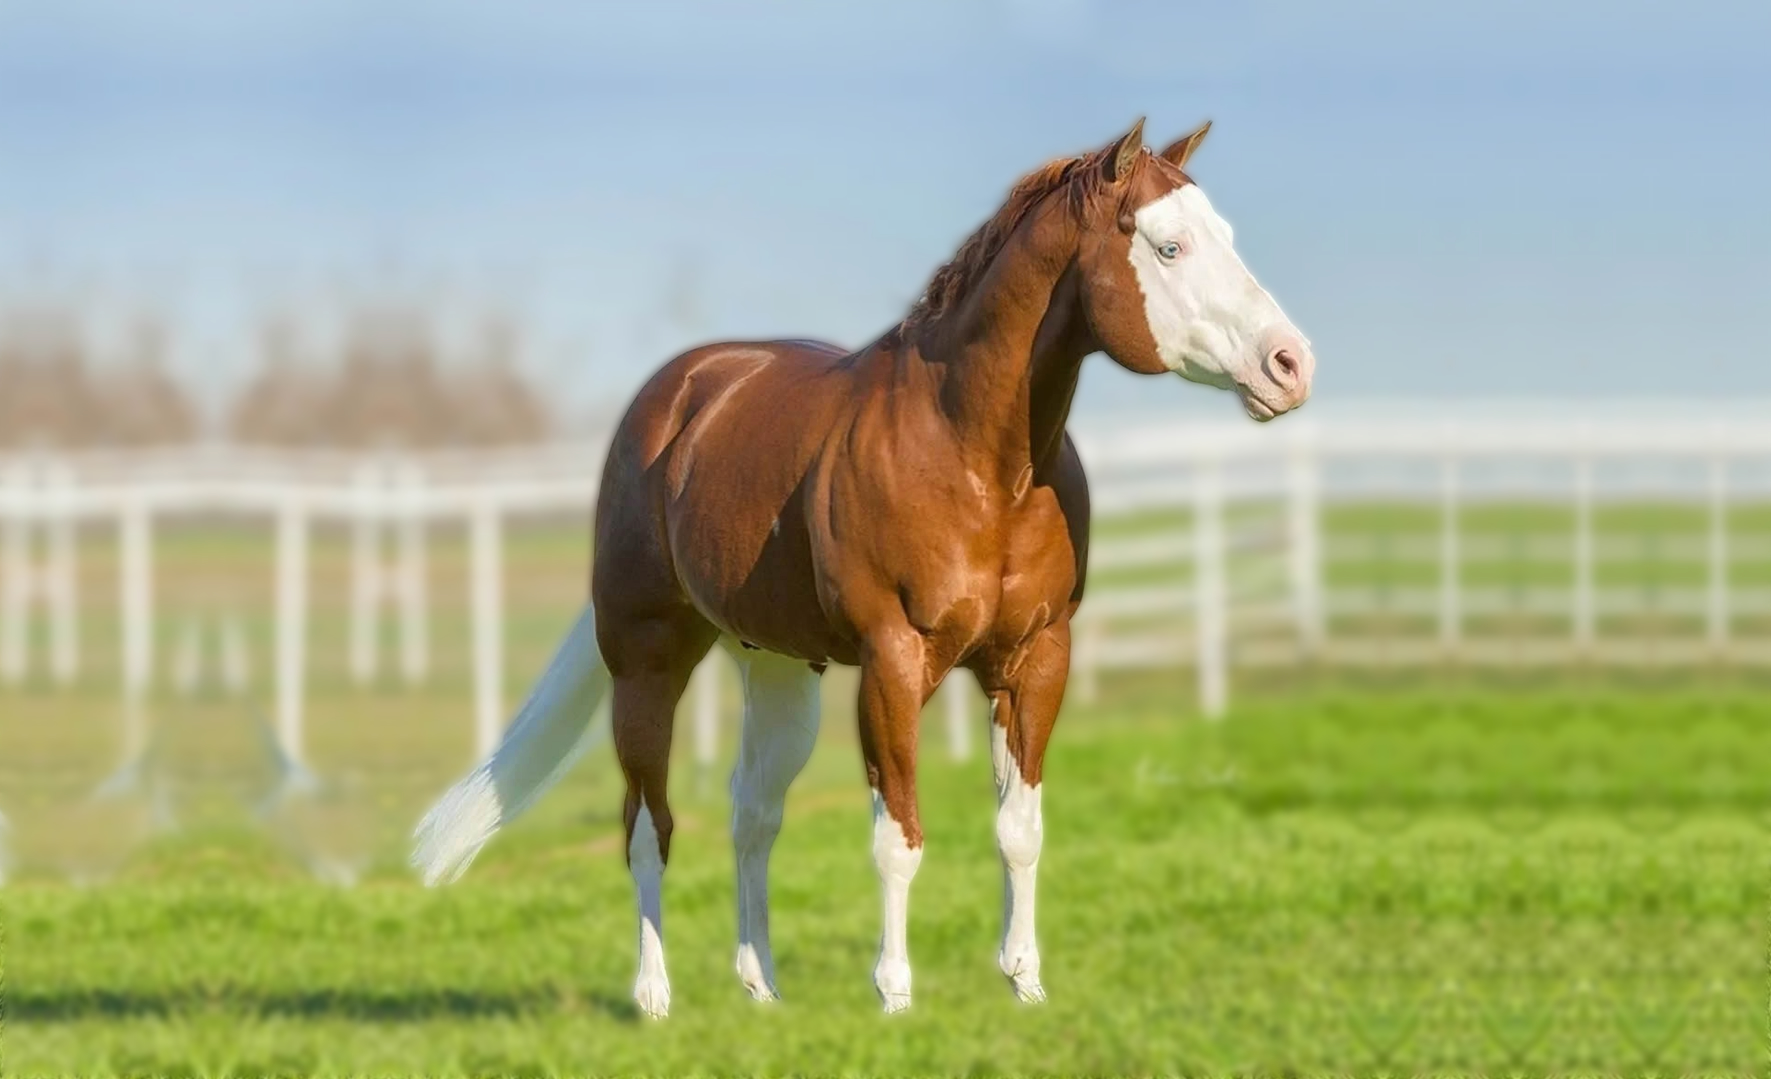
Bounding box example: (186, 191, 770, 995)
(2, 0, 1767, 423)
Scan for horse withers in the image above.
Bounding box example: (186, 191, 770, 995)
(412, 117, 1314, 1017)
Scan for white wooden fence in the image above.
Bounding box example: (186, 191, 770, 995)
(1, 415, 1765, 771)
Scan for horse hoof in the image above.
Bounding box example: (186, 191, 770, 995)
(633, 974, 671, 1019)
(1001, 953, 1045, 1003)
(874, 960, 912, 1014)
(736, 946, 780, 1002)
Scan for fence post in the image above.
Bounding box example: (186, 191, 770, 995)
(46, 462, 77, 685)
(1572, 457, 1594, 652)
(471, 493, 505, 758)
(1708, 454, 1729, 653)
(1287, 437, 1324, 657)
(119, 493, 154, 761)
(0, 463, 27, 685)
(1195, 453, 1228, 720)
(1439, 455, 1461, 653)
(0, 461, 78, 687)
(942, 670, 971, 761)
(398, 461, 429, 686)
(348, 463, 381, 686)
(276, 491, 309, 764)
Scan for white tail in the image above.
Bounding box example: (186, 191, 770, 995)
(411, 604, 610, 885)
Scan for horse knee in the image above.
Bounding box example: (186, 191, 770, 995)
(628, 796, 673, 871)
(731, 798, 783, 854)
(995, 796, 1042, 872)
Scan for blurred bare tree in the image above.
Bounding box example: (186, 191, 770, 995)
(0, 304, 197, 449)
(0, 283, 559, 449)
(226, 313, 331, 446)
(229, 301, 554, 448)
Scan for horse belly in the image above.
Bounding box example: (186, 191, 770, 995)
(665, 472, 851, 665)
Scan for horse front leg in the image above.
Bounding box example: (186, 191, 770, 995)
(988, 622, 1069, 1004)
(855, 624, 934, 1014)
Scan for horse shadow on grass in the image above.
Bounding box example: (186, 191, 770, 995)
(13, 985, 643, 1024)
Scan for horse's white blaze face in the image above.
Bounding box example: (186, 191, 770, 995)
(1127, 184, 1312, 419)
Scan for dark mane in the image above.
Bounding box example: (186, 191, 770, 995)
(902, 146, 1112, 333)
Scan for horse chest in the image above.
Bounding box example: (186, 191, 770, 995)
(889, 499, 1074, 668)
(990, 500, 1076, 631)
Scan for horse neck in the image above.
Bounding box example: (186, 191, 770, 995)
(913, 210, 1091, 486)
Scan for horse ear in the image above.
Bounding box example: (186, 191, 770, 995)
(1103, 117, 1145, 183)
(1159, 120, 1212, 170)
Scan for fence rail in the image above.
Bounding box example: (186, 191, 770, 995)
(3, 415, 1767, 773)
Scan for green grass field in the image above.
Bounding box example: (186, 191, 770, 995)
(4, 679, 1766, 1077)
(2, 515, 1768, 1076)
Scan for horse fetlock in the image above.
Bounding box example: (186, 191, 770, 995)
(999, 947, 1044, 1002)
(633, 970, 672, 1019)
(873, 956, 913, 1013)
(735, 943, 780, 1002)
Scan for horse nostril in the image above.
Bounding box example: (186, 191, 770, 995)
(1270, 348, 1300, 382)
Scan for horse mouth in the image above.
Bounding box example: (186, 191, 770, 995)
(1240, 394, 1278, 422)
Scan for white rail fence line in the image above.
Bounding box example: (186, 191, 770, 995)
(349, 460, 430, 688)
(1, 417, 1767, 769)
(0, 460, 602, 771)
(1, 459, 78, 687)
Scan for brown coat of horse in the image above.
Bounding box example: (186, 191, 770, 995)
(414, 118, 1314, 1017)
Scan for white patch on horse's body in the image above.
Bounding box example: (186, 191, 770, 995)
(990, 713, 1046, 1002)
(870, 788, 923, 1013)
(966, 468, 990, 506)
(1126, 185, 1295, 393)
(724, 642, 822, 1002)
(629, 803, 671, 1019)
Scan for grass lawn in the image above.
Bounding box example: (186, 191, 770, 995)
(3, 680, 1764, 1077)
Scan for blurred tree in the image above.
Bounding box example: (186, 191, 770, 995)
(229, 300, 555, 448)
(96, 316, 199, 446)
(228, 315, 330, 445)
(0, 305, 197, 449)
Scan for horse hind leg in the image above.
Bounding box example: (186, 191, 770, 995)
(726, 645, 822, 1002)
(608, 610, 717, 1020)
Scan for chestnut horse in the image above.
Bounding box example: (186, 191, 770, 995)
(413, 118, 1314, 1017)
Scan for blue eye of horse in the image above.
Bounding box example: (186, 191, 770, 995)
(1157, 242, 1181, 260)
